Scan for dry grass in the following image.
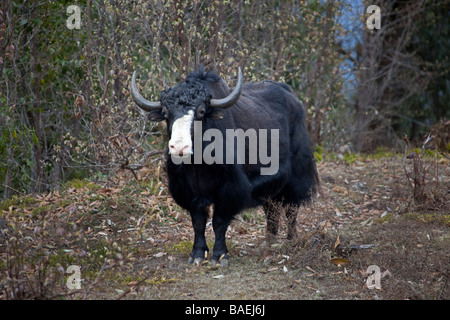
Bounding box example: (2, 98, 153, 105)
(1, 154, 449, 300)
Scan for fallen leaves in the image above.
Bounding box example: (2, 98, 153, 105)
(332, 186, 348, 195)
(1, 154, 448, 300)
(334, 235, 341, 249)
(153, 252, 166, 258)
(266, 267, 279, 273)
(331, 258, 350, 266)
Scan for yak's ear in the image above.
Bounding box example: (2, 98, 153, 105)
(208, 109, 224, 120)
(148, 110, 165, 122)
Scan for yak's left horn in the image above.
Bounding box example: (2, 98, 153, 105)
(210, 67, 243, 109)
(130, 71, 161, 111)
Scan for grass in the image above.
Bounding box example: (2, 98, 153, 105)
(165, 241, 194, 255)
(62, 178, 101, 191)
(314, 145, 397, 164)
(0, 195, 37, 212)
(314, 145, 445, 166)
(405, 212, 450, 226)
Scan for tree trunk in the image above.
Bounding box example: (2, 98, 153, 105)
(27, 0, 47, 192)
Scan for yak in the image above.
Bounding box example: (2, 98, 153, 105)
(131, 67, 319, 266)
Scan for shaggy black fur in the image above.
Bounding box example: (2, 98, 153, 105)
(149, 67, 319, 265)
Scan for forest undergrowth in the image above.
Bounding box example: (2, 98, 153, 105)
(0, 151, 449, 300)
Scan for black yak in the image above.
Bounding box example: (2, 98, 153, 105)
(131, 67, 319, 266)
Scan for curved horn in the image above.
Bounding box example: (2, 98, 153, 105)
(130, 71, 161, 111)
(210, 67, 243, 109)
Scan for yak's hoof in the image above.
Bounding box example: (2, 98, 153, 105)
(188, 251, 208, 266)
(211, 258, 229, 267)
(188, 257, 207, 266)
(211, 254, 229, 267)
(195, 257, 204, 266)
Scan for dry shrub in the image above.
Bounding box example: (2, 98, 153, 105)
(430, 119, 450, 153)
(0, 229, 67, 300)
(403, 134, 449, 212)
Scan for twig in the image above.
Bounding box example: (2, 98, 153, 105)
(120, 149, 165, 181)
(439, 152, 450, 160)
(82, 261, 112, 299)
(117, 274, 151, 300)
(434, 146, 439, 197)
(402, 145, 414, 196)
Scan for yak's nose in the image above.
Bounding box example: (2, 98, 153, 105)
(169, 143, 192, 156)
(168, 110, 195, 157)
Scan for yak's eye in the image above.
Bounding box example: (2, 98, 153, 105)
(162, 107, 169, 119)
(197, 106, 206, 118)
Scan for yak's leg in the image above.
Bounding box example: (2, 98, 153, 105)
(263, 201, 281, 246)
(188, 205, 209, 265)
(285, 206, 299, 240)
(211, 211, 232, 267)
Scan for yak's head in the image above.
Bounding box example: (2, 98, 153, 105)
(131, 68, 242, 157)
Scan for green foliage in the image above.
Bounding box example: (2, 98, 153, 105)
(165, 241, 194, 255)
(0, 95, 36, 197)
(405, 212, 450, 227)
(313, 145, 324, 162)
(62, 178, 100, 191)
(0, 195, 37, 213)
(371, 147, 393, 160)
(403, 1, 450, 133)
(343, 152, 359, 165)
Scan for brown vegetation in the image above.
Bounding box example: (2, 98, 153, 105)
(1, 153, 448, 300)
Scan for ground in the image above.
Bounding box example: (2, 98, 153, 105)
(0, 153, 449, 300)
